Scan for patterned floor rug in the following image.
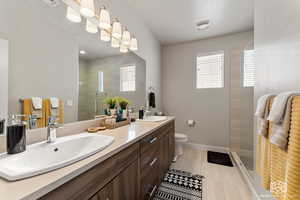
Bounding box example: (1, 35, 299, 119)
(153, 169, 204, 200)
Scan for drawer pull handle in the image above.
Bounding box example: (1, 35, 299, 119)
(150, 157, 158, 166)
(149, 185, 157, 198)
(149, 137, 157, 144)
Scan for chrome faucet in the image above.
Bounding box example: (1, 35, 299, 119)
(47, 117, 61, 143)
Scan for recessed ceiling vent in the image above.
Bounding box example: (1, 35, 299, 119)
(42, 0, 61, 7)
(196, 19, 210, 30)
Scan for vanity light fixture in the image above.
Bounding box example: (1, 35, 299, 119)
(112, 19, 122, 39)
(129, 36, 138, 51)
(111, 37, 120, 48)
(66, 6, 81, 23)
(120, 43, 128, 53)
(100, 29, 111, 42)
(99, 7, 111, 30)
(86, 19, 98, 33)
(80, 0, 95, 18)
(121, 28, 131, 46)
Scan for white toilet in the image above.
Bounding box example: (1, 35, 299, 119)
(173, 133, 188, 162)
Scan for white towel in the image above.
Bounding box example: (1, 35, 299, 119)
(31, 97, 42, 110)
(268, 91, 300, 123)
(268, 92, 300, 149)
(255, 94, 275, 137)
(269, 97, 293, 150)
(50, 97, 59, 109)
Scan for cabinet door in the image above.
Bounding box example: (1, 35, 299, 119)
(168, 125, 175, 166)
(89, 183, 113, 200)
(140, 160, 159, 200)
(112, 160, 139, 200)
(159, 134, 169, 181)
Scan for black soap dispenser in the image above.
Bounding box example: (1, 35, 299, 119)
(6, 115, 27, 154)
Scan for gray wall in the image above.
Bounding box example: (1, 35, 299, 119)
(78, 53, 146, 120)
(0, 0, 79, 123)
(162, 31, 253, 148)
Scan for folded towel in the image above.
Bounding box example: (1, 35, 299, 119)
(50, 97, 59, 109)
(268, 92, 300, 149)
(149, 92, 156, 108)
(268, 91, 300, 123)
(255, 94, 275, 137)
(31, 97, 42, 110)
(269, 97, 293, 150)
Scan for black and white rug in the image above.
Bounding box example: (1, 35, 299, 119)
(153, 169, 204, 200)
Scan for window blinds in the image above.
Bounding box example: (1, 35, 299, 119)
(120, 65, 136, 92)
(196, 53, 224, 89)
(243, 50, 256, 87)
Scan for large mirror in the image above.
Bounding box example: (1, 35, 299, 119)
(0, 0, 146, 131)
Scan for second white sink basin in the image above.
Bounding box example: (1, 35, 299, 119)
(140, 116, 168, 122)
(0, 133, 114, 181)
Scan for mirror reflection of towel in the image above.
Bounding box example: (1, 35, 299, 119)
(149, 92, 156, 108)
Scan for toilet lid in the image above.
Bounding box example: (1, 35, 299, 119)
(175, 133, 187, 139)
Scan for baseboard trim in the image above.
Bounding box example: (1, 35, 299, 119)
(184, 142, 230, 153)
(230, 152, 261, 200)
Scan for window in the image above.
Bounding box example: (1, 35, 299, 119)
(97, 71, 104, 93)
(243, 49, 256, 87)
(196, 52, 224, 89)
(120, 65, 136, 92)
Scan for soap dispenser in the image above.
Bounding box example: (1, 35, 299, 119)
(6, 115, 27, 154)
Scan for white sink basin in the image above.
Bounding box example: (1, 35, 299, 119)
(140, 116, 168, 122)
(0, 133, 114, 181)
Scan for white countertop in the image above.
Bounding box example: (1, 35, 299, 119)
(0, 117, 175, 200)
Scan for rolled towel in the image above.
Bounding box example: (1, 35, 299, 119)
(255, 94, 275, 137)
(50, 97, 59, 109)
(31, 97, 42, 110)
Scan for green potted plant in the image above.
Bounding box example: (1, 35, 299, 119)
(116, 97, 130, 119)
(104, 97, 117, 115)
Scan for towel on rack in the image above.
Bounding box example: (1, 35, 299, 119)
(31, 97, 42, 110)
(268, 92, 300, 149)
(255, 94, 275, 136)
(50, 97, 59, 109)
(149, 92, 156, 108)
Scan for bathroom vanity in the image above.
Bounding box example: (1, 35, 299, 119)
(0, 118, 175, 200)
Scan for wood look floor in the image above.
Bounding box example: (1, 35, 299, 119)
(170, 145, 256, 200)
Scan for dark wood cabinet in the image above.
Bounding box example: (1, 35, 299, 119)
(40, 120, 175, 200)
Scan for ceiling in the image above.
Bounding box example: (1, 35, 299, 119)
(126, 0, 254, 45)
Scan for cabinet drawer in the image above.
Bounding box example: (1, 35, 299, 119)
(140, 142, 159, 177)
(40, 144, 139, 200)
(140, 160, 159, 200)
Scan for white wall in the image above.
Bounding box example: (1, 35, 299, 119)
(254, 0, 300, 98)
(0, 39, 8, 120)
(162, 31, 253, 148)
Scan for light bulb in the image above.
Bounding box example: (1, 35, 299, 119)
(112, 20, 122, 39)
(129, 37, 138, 51)
(121, 29, 131, 46)
(86, 19, 98, 33)
(80, 0, 95, 18)
(120, 43, 128, 53)
(99, 7, 111, 30)
(101, 30, 111, 42)
(66, 6, 81, 23)
(111, 37, 120, 48)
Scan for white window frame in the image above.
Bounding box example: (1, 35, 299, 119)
(120, 65, 136, 92)
(196, 51, 225, 89)
(243, 49, 256, 87)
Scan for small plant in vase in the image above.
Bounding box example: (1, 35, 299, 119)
(104, 97, 117, 115)
(116, 97, 130, 119)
